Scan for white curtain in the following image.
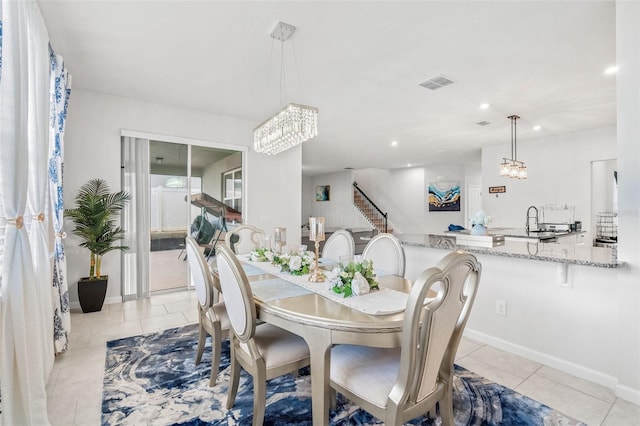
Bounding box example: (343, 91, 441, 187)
(49, 45, 71, 354)
(121, 136, 151, 300)
(0, 0, 67, 423)
(26, 1, 54, 376)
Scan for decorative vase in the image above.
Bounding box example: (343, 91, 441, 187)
(78, 276, 108, 313)
(471, 224, 487, 235)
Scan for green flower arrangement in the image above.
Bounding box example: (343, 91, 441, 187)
(271, 251, 315, 276)
(248, 247, 274, 262)
(330, 259, 378, 298)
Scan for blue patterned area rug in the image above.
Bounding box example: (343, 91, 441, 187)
(102, 324, 584, 425)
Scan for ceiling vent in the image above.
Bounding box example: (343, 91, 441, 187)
(476, 121, 491, 126)
(419, 75, 455, 90)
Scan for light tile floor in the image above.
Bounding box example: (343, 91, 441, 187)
(47, 290, 640, 425)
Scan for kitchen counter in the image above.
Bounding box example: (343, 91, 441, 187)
(445, 227, 585, 243)
(396, 233, 623, 268)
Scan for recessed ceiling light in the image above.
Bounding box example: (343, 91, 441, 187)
(407, 163, 412, 167)
(479, 103, 490, 110)
(604, 66, 618, 75)
(391, 141, 398, 147)
(533, 125, 541, 131)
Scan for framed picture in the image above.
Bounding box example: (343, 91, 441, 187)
(316, 185, 330, 201)
(428, 181, 461, 211)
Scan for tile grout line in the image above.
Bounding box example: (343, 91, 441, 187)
(599, 398, 617, 426)
(513, 363, 543, 392)
(529, 368, 617, 406)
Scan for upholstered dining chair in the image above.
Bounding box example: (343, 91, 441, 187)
(185, 236, 230, 386)
(321, 229, 355, 262)
(329, 250, 481, 426)
(362, 232, 406, 277)
(224, 224, 266, 255)
(215, 244, 311, 426)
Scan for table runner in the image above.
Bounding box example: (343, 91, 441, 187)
(250, 278, 312, 302)
(239, 255, 408, 315)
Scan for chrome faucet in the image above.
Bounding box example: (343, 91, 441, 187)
(526, 206, 538, 233)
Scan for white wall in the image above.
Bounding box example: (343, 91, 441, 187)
(482, 126, 617, 241)
(305, 171, 370, 229)
(64, 89, 301, 305)
(302, 175, 313, 223)
(405, 245, 620, 389)
(614, 0, 640, 402)
(422, 165, 470, 233)
(303, 166, 481, 234)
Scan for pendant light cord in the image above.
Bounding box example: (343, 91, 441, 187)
(513, 116, 517, 162)
(511, 116, 515, 162)
(266, 24, 304, 109)
(279, 40, 286, 106)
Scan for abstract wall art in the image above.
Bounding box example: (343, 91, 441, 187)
(428, 181, 461, 211)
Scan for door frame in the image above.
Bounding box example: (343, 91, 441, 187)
(121, 130, 248, 299)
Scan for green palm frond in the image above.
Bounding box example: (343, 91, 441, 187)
(65, 179, 131, 278)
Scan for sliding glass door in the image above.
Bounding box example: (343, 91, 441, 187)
(122, 132, 246, 300)
(148, 140, 190, 293)
(121, 136, 151, 301)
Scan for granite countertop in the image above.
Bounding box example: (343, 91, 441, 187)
(396, 233, 623, 269)
(444, 227, 586, 242)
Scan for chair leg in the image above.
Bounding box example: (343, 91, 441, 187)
(330, 388, 337, 410)
(252, 367, 267, 426)
(226, 344, 241, 409)
(209, 325, 223, 387)
(439, 391, 455, 426)
(385, 402, 403, 426)
(195, 317, 206, 365)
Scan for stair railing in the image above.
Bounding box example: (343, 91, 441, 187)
(353, 182, 388, 233)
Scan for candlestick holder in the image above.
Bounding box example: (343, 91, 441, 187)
(308, 239, 325, 282)
(308, 217, 326, 282)
(274, 227, 286, 254)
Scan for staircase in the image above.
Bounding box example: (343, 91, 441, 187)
(352, 182, 389, 233)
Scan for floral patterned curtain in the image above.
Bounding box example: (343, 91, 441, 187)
(49, 44, 71, 354)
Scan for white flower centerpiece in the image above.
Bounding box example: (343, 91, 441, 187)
(328, 258, 378, 298)
(271, 249, 315, 276)
(248, 247, 274, 262)
(469, 210, 492, 235)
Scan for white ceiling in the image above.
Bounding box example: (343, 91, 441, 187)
(38, 1, 617, 176)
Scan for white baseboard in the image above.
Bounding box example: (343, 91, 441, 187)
(615, 384, 640, 405)
(463, 328, 621, 390)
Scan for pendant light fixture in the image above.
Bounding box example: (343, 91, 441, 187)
(253, 22, 319, 155)
(500, 115, 527, 179)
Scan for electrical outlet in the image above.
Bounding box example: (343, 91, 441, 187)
(496, 300, 507, 316)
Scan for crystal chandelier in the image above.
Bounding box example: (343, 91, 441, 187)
(500, 115, 527, 179)
(254, 103, 318, 155)
(253, 22, 319, 155)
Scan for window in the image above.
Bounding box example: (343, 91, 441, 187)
(222, 167, 242, 213)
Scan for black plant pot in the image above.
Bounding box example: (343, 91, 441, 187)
(78, 276, 108, 313)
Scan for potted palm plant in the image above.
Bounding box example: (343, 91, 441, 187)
(66, 179, 130, 313)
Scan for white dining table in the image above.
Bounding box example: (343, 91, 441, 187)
(235, 256, 413, 426)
